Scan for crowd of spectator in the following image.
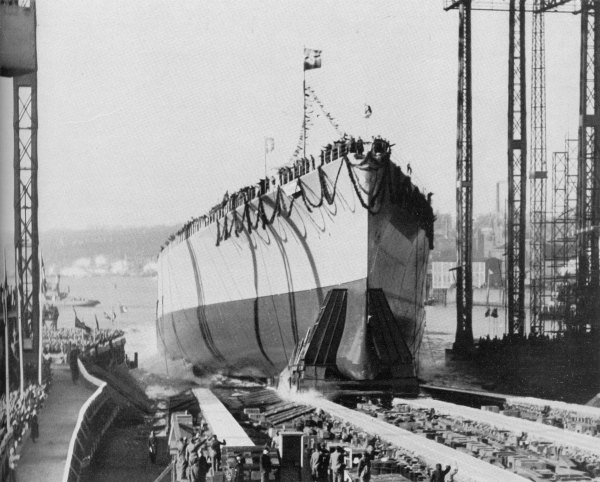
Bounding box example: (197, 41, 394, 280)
(0, 384, 47, 463)
(277, 405, 446, 481)
(477, 330, 595, 352)
(42, 327, 125, 359)
(160, 135, 405, 252)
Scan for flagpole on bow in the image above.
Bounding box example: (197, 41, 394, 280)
(3, 254, 12, 431)
(302, 48, 321, 159)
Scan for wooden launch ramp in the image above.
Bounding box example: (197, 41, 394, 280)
(394, 397, 600, 457)
(191, 388, 254, 447)
(279, 391, 528, 482)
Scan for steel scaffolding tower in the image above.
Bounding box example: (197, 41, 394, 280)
(576, 0, 600, 335)
(0, 0, 41, 383)
(453, 0, 475, 352)
(444, 0, 580, 344)
(14, 72, 39, 358)
(550, 140, 578, 333)
(507, 0, 528, 337)
(550, 151, 568, 333)
(529, 0, 548, 335)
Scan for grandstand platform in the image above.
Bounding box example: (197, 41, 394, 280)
(15, 365, 95, 482)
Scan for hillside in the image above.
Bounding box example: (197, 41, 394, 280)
(1, 225, 177, 277)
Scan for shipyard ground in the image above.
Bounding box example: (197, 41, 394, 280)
(12, 355, 174, 481)
(156, 378, 599, 482)
(82, 409, 165, 482)
(13, 353, 599, 481)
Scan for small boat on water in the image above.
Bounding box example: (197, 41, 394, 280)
(51, 297, 100, 308)
(43, 274, 100, 307)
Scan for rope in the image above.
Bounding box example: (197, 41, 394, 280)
(213, 150, 435, 250)
(344, 155, 386, 215)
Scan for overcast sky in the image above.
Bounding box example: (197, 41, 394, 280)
(0, 0, 580, 237)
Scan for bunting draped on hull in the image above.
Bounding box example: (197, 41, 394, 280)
(157, 140, 433, 381)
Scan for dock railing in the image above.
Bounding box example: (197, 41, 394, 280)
(152, 460, 174, 482)
(61, 360, 120, 482)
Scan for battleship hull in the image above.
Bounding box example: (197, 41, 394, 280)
(157, 148, 433, 381)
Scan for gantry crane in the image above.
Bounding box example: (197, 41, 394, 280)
(452, 0, 475, 353)
(506, 0, 528, 338)
(529, 0, 548, 336)
(575, 0, 600, 335)
(0, 0, 41, 383)
(443, 0, 588, 352)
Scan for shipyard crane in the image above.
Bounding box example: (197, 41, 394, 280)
(443, 0, 590, 353)
(529, 0, 548, 336)
(549, 139, 578, 333)
(575, 0, 600, 335)
(0, 0, 41, 383)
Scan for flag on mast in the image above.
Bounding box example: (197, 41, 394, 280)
(304, 48, 322, 70)
(265, 137, 275, 154)
(41, 255, 47, 295)
(73, 308, 92, 334)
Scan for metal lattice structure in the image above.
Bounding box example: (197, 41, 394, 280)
(444, 0, 584, 343)
(549, 142, 578, 333)
(14, 73, 39, 356)
(453, 0, 475, 352)
(444, 0, 580, 11)
(507, 0, 528, 337)
(575, 0, 600, 335)
(529, 0, 548, 335)
(1, 0, 40, 382)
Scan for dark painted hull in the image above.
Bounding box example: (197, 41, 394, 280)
(157, 148, 433, 380)
(159, 279, 365, 377)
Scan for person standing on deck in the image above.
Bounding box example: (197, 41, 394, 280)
(30, 410, 39, 443)
(8, 445, 20, 482)
(357, 451, 371, 482)
(310, 446, 321, 482)
(260, 446, 272, 482)
(148, 431, 157, 464)
(231, 453, 245, 482)
(189, 451, 210, 482)
(69, 346, 79, 384)
(330, 446, 345, 482)
(356, 138, 364, 156)
(194, 449, 211, 482)
(317, 444, 330, 482)
(175, 443, 187, 481)
(430, 463, 451, 482)
(209, 434, 226, 472)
